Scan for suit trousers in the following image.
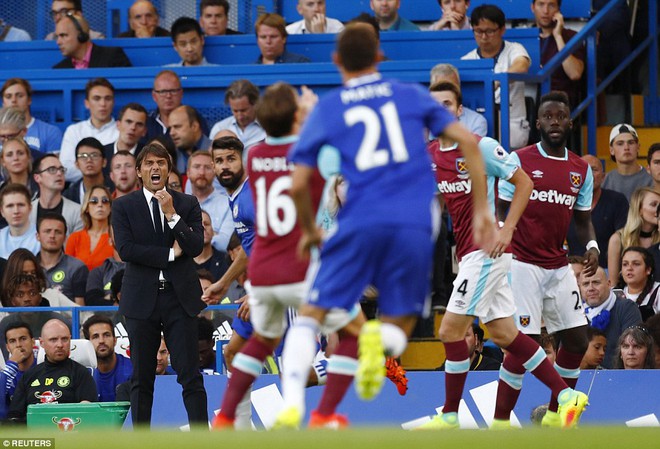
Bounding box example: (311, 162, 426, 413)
(125, 285, 208, 428)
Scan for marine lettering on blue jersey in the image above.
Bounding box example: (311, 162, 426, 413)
(340, 82, 393, 104)
(228, 179, 256, 256)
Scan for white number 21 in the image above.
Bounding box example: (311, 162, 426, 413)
(344, 101, 409, 171)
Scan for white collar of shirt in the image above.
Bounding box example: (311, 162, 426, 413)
(143, 187, 166, 224)
(27, 117, 35, 129)
(345, 72, 382, 88)
(535, 142, 568, 161)
(114, 141, 138, 154)
(265, 135, 299, 145)
(87, 117, 116, 132)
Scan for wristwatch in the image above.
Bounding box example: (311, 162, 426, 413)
(167, 213, 180, 223)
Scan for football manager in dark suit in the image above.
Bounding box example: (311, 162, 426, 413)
(53, 13, 131, 69)
(112, 143, 207, 428)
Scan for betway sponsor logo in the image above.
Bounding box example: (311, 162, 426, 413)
(529, 189, 576, 208)
(437, 179, 471, 194)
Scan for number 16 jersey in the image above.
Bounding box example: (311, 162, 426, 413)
(247, 136, 325, 286)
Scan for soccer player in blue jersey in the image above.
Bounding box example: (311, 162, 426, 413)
(204, 136, 255, 428)
(421, 82, 589, 429)
(275, 23, 496, 428)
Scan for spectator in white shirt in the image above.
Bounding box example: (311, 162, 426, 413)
(286, 0, 344, 34)
(60, 78, 119, 182)
(209, 79, 265, 158)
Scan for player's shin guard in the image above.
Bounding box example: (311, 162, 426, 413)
(219, 336, 273, 420)
(316, 334, 358, 417)
(280, 316, 320, 413)
(548, 348, 583, 413)
(442, 340, 470, 414)
(506, 332, 568, 397)
(494, 354, 525, 421)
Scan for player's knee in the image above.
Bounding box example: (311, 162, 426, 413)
(437, 327, 464, 343)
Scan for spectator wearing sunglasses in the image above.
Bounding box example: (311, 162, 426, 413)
(65, 185, 113, 271)
(30, 154, 83, 237)
(63, 137, 112, 204)
(45, 0, 105, 41)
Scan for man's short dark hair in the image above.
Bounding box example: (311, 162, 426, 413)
(429, 81, 463, 106)
(177, 105, 202, 126)
(538, 90, 570, 113)
(197, 316, 215, 342)
(0, 183, 31, 208)
(118, 102, 148, 121)
(75, 136, 105, 157)
(5, 321, 33, 340)
(197, 268, 215, 284)
(110, 150, 136, 167)
(136, 142, 173, 173)
(586, 326, 606, 341)
(224, 79, 260, 105)
(200, 0, 229, 14)
(34, 153, 60, 173)
(256, 82, 297, 138)
(337, 23, 379, 72)
(37, 212, 68, 234)
(82, 314, 115, 339)
(85, 78, 115, 98)
(171, 16, 204, 41)
(55, 0, 83, 11)
(470, 4, 506, 28)
(227, 231, 241, 252)
(348, 13, 380, 39)
(647, 143, 660, 165)
(532, 0, 562, 7)
(471, 323, 485, 344)
(212, 136, 244, 154)
(110, 269, 124, 303)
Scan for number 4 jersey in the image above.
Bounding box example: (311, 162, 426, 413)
(247, 136, 325, 286)
(289, 73, 455, 232)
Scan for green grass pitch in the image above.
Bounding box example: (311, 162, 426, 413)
(1, 427, 656, 449)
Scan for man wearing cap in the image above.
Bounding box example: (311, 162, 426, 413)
(602, 123, 653, 201)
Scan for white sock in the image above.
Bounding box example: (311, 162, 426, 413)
(234, 387, 253, 430)
(280, 316, 320, 413)
(380, 322, 408, 357)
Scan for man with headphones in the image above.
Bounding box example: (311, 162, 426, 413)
(53, 13, 132, 69)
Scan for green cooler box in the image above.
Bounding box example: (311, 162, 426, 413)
(27, 402, 130, 431)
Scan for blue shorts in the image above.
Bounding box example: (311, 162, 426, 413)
(232, 316, 253, 339)
(307, 224, 433, 317)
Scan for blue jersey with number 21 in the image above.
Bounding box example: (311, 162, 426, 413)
(289, 73, 456, 231)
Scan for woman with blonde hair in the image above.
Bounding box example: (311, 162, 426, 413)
(0, 137, 37, 198)
(608, 187, 660, 286)
(65, 185, 113, 271)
